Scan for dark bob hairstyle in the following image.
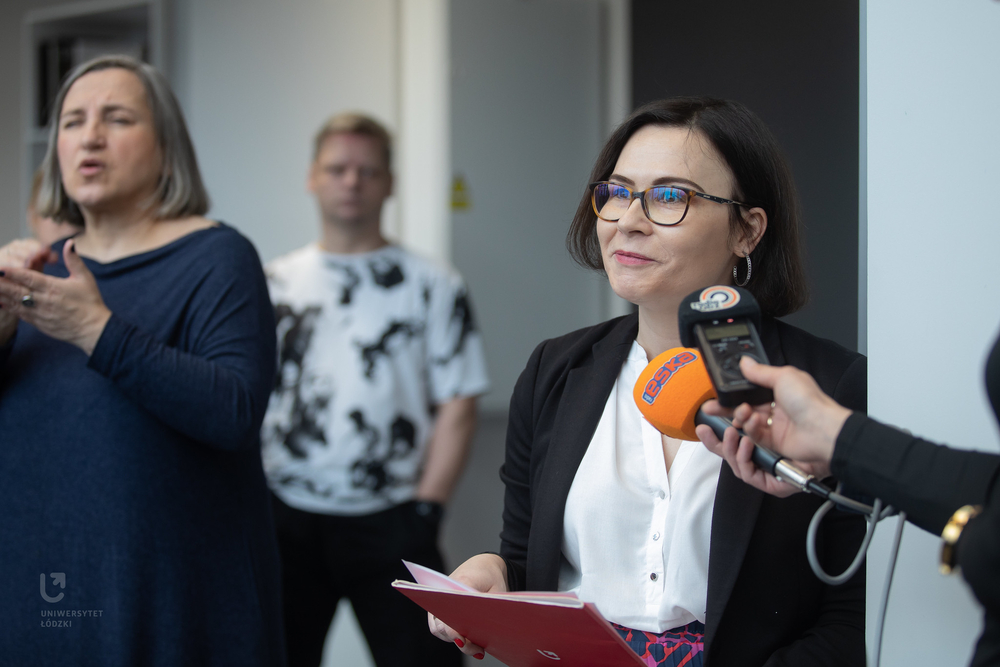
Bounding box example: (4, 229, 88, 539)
(567, 97, 808, 317)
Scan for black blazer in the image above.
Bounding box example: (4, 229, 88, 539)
(498, 313, 868, 667)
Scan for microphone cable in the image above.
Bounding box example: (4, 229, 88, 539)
(726, 419, 905, 667)
(804, 486, 905, 667)
(788, 469, 905, 667)
(871, 512, 906, 667)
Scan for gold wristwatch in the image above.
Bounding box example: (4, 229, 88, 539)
(940, 504, 982, 575)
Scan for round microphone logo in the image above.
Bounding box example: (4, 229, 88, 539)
(690, 285, 740, 312)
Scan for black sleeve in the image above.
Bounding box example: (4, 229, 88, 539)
(833, 413, 1000, 535)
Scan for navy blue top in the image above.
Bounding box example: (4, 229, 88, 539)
(0, 224, 284, 666)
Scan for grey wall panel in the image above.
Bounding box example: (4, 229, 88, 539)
(451, 0, 609, 413)
(632, 0, 859, 351)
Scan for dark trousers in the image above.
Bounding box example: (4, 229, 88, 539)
(271, 495, 462, 667)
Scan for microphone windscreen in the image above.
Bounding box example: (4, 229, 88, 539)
(633, 347, 716, 441)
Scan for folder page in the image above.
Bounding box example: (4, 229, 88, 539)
(393, 562, 645, 667)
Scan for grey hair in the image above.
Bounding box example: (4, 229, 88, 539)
(37, 55, 210, 224)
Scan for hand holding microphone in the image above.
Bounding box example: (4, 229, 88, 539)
(637, 285, 881, 593)
(651, 284, 860, 503)
(633, 346, 821, 497)
(700, 356, 852, 495)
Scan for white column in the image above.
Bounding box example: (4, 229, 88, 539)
(865, 1, 1000, 664)
(602, 0, 634, 321)
(397, 0, 451, 264)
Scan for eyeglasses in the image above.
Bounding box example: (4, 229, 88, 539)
(589, 181, 750, 227)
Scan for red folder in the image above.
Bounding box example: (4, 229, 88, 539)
(392, 580, 646, 666)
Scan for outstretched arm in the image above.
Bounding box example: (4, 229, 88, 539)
(700, 356, 1000, 532)
(697, 356, 852, 496)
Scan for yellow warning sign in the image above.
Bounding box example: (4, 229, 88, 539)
(451, 175, 470, 211)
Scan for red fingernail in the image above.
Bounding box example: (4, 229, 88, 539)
(454, 639, 464, 649)
(474, 653, 485, 660)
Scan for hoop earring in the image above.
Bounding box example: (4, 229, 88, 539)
(734, 254, 751, 287)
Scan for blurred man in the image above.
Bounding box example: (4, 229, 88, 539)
(261, 112, 488, 667)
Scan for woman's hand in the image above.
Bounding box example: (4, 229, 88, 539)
(697, 356, 852, 497)
(0, 238, 57, 271)
(0, 239, 58, 343)
(0, 239, 111, 355)
(427, 553, 508, 660)
(696, 420, 814, 498)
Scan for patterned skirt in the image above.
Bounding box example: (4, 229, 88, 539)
(612, 620, 705, 667)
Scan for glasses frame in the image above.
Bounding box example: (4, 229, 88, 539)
(589, 181, 750, 227)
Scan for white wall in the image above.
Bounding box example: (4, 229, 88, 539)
(172, 0, 453, 269)
(170, 0, 399, 265)
(0, 0, 95, 246)
(865, 1, 1000, 664)
(450, 0, 620, 413)
(398, 0, 451, 264)
(0, 0, 26, 247)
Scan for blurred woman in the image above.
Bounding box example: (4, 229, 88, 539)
(431, 98, 867, 666)
(0, 56, 283, 665)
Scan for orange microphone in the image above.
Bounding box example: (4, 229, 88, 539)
(633, 347, 717, 441)
(633, 347, 812, 490)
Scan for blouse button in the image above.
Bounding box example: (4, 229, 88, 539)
(657, 490, 666, 500)
(652, 532, 661, 541)
(650, 573, 658, 581)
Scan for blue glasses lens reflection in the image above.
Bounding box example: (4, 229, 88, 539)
(648, 186, 686, 205)
(594, 183, 632, 219)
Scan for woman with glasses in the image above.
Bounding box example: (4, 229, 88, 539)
(430, 98, 867, 666)
(0, 56, 283, 664)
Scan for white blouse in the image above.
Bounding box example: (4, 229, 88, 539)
(558, 340, 723, 632)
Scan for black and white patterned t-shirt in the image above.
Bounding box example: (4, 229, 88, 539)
(260, 244, 490, 515)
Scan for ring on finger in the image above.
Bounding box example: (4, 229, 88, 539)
(21, 293, 36, 308)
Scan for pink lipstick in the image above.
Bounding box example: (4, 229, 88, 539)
(614, 251, 653, 265)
